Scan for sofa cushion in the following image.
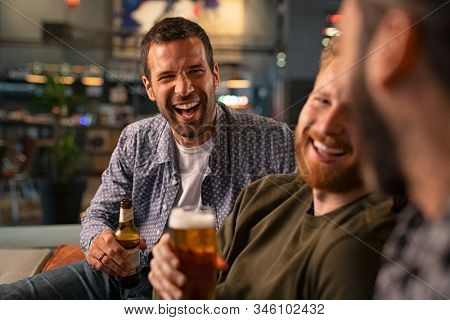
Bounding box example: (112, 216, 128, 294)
(41, 245, 85, 272)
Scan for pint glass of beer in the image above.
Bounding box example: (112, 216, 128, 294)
(168, 206, 216, 300)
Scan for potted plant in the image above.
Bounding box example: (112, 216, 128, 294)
(34, 77, 87, 224)
(38, 130, 86, 224)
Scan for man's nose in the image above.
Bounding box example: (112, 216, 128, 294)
(174, 74, 194, 97)
(315, 106, 345, 136)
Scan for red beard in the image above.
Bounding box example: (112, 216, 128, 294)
(295, 129, 363, 193)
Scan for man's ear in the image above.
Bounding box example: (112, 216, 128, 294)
(142, 75, 156, 101)
(213, 63, 220, 90)
(366, 9, 420, 88)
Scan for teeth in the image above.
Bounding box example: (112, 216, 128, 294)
(174, 102, 199, 110)
(313, 140, 345, 155)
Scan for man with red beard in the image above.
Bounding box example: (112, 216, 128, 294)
(338, 0, 450, 299)
(148, 37, 397, 299)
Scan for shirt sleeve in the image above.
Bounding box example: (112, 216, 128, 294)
(80, 125, 136, 253)
(216, 186, 247, 259)
(276, 123, 297, 174)
(216, 179, 261, 283)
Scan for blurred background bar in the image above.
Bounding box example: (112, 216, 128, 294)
(0, 0, 341, 226)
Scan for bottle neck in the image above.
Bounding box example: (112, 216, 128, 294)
(119, 207, 134, 224)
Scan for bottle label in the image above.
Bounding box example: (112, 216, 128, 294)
(119, 208, 133, 223)
(126, 247, 140, 275)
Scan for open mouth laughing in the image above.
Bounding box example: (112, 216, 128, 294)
(310, 138, 349, 162)
(173, 101, 201, 119)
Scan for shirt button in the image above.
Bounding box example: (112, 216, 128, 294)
(171, 179, 178, 186)
(162, 204, 167, 211)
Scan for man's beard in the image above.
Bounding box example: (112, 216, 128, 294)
(295, 129, 363, 193)
(162, 92, 216, 139)
(349, 64, 407, 196)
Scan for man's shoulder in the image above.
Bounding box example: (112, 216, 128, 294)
(123, 114, 165, 135)
(115, 114, 167, 158)
(358, 194, 396, 230)
(244, 173, 304, 196)
(319, 195, 396, 251)
(117, 114, 168, 147)
(221, 104, 292, 131)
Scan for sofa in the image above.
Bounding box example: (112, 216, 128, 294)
(0, 224, 84, 284)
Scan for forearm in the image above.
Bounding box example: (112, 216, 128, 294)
(80, 128, 135, 252)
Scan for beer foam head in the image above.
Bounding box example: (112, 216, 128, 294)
(169, 208, 215, 230)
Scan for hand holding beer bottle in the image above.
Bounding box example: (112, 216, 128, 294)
(149, 206, 227, 300)
(86, 199, 147, 283)
(114, 198, 142, 288)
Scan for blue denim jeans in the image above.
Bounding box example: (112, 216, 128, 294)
(0, 260, 152, 299)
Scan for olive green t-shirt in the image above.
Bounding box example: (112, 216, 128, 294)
(215, 174, 396, 299)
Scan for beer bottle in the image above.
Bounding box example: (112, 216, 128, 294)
(114, 198, 140, 288)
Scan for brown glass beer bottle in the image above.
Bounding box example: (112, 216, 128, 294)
(114, 198, 140, 288)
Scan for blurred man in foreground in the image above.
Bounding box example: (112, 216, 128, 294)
(149, 37, 398, 299)
(338, 0, 450, 298)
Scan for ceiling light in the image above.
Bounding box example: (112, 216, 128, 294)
(25, 74, 48, 84)
(82, 76, 104, 86)
(224, 79, 251, 89)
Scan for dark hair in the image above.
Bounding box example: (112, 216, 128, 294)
(140, 17, 215, 79)
(357, 0, 450, 89)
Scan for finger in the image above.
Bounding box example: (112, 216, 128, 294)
(157, 233, 171, 246)
(91, 259, 120, 277)
(150, 251, 186, 296)
(153, 234, 179, 269)
(86, 237, 107, 269)
(101, 231, 128, 259)
(99, 232, 130, 273)
(99, 252, 128, 277)
(149, 271, 177, 300)
(215, 254, 229, 271)
(149, 266, 183, 300)
(86, 232, 123, 276)
(150, 246, 182, 284)
(148, 269, 164, 295)
(91, 234, 128, 277)
(86, 247, 122, 277)
(157, 256, 186, 287)
(161, 291, 175, 300)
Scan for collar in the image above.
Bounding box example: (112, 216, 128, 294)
(209, 102, 232, 175)
(151, 121, 175, 167)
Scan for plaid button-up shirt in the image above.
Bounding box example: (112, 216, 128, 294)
(375, 201, 450, 299)
(81, 103, 296, 261)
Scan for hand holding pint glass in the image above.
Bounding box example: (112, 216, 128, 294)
(169, 206, 216, 299)
(149, 206, 226, 300)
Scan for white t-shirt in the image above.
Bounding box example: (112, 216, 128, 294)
(173, 138, 214, 208)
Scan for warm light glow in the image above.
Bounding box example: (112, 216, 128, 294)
(82, 76, 104, 86)
(327, 14, 343, 24)
(55, 76, 75, 85)
(224, 80, 251, 89)
(72, 65, 84, 73)
(218, 95, 249, 108)
(322, 38, 331, 47)
(24, 74, 48, 84)
(65, 0, 81, 10)
(324, 27, 340, 37)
